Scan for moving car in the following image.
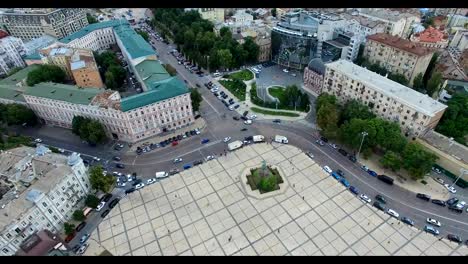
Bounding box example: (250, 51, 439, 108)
(223, 137, 232, 143)
(34, 138, 43, 143)
(357, 195, 370, 204)
(426, 218, 441, 227)
(274, 135, 289, 144)
(424, 225, 440, 236)
(386, 209, 399, 218)
(116, 163, 125, 169)
(375, 194, 386, 204)
(173, 158, 183, 163)
(272, 119, 281, 123)
(201, 138, 210, 144)
(205, 155, 215, 161)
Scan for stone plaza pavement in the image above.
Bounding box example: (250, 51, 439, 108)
(90, 143, 468, 256)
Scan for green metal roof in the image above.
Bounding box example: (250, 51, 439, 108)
(135, 60, 171, 88)
(23, 53, 42, 60)
(120, 77, 189, 112)
(60, 19, 155, 59)
(59, 20, 124, 43)
(0, 85, 26, 103)
(23, 82, 103, 105)
(0, 65, 40, 86)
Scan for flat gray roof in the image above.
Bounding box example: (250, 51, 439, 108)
(326, 60, 447, 117)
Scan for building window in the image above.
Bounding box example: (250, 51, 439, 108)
(2, 248, 9, 254)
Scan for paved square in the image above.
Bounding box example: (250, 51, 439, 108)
(91, 143, 468, 255)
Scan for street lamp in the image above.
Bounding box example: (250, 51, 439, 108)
(451, 168, 468, 188)
(356, 131, 368, 161)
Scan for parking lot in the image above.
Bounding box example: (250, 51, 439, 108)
(255, 64, 304, 90)
(88, 143, 468, 255)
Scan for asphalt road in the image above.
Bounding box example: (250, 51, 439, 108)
(15, 23, 468, 250)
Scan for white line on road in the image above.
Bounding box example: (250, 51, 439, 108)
(202, 95, 220, 115)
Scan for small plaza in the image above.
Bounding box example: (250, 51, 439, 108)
(90, 143, 468, 256)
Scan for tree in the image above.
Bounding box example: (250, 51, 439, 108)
(219, 27, 231, 39)
(242, 37, 260, 63)
(355, 44, 366, 65)
(190, 88, 202, 112)
(426, 72, 442, 97)
(6, 67, 23, 76)
(340, 99, 375, 125)
(401, 142, 438, 179)
(388, 73, 409, 86)
(271, 8, 277, 17)
(412, 73, 425, 92)
(315, 93, 337, 113)
(435, 93, 468, 145)
(4, 104, 37, 126)
(380, 151, 402, 171)
(72, 116, 85, 135)
(137, 30, 149, 41)
(108, 65, 126, 88)
(72, 210, 86, 222)
(104, 71, 118, 89)
(26, 65, 67, 86)
(423, 53, 439, 87)
(64, 222, 76, 236)
(316, 101, 340, 139)
(217, 49, 233, 70)
(258, 175, 277, 192)
(86, 13, 98, 24)
(85, 194, 100, 208)
(85, 120, 107, 145)
(89, 165, 114, 193)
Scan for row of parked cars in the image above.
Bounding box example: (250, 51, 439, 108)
(315, 137, 357, 163)
(416, 193, 467, 213)
(205, 81, 240, 111)
(135, 129, 201, 155)
(322, 165, 467, 244)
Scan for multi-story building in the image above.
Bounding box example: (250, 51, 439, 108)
(358, 9, 420, 38)
(0, 8, 88, 41)
(0, 32, 26, 76)
(410, 26, 449, 49)
(70, 49, 104, 88)
(231, 10, 253, 27)
(38, 45, 74, 79)
(303, 58, 326, 95)
(447, 14, 468, 29)
(271, 10, 347, 70)
(184, 8, 225, 24)
(364, 33, 434, 85)
(0, 146, 90, 255)
(23, 35, 56, 56)
(15, 229, 71, 256)
(256, 34, 271, 62)
(449, 29, 468, 52)
(322, 60, 447, 137)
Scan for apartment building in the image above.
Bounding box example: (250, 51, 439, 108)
(23, 35, 56, 56)
(0, 33, 26, 76)
(410, 26, 449, 49)
(322, 60, 447, 137)
(69, 49, 104, 88)
(0, 8, 88, 41)
(38, 45, 74, 79)
(0, 147, 90, 255)
(358, 9, 420, 38)
(256, 35, 271, 62)
(364, 33, 434, 85)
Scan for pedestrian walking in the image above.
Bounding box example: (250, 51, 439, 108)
(302, 196, 304, 200)
(228, 235, 232, 242)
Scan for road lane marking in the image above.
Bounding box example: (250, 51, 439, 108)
(202, 95, 220, 115)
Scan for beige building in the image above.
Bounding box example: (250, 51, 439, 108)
(256, 35, 271, 62)
(364, 33, 434, 85)
(303, 58, 326, 96)
(323, 60, 447, 137)
(410, 26, 449, 50)
(358, 9, 421, 38)
(38, 45, 74, 79)
(70, 49, 104, 88)
(0, 8, 88, 41)
(0, 147, 90, 256)
(184, 8, 225, 24)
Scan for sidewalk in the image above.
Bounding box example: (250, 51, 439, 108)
(361, 153, 450, 200)
(127, 118, 207, 153)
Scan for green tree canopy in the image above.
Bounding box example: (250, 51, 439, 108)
(271, 8, 277, 17)
(85, 194, 100, 208)
(426, 72, 442, 97)
(412, 72, 425, 92)
(26, 65, 67, 86)
(242, 37, 260, 63)
(72, 210, 86, 222)
(401, 142, 438, 179)
(137, 29, 149, 41)
(190, 88, 202, 112)
(86, 13, 98, 24)
(317, 101, 340, 139)
(435, 93, 468, 145)
(3, 104, 37, 126)
(89, 165, 114, 193)
(380, 151, 402, 171)
(71, 116, 108, 145)
(64, 222, 76, 236)
(340, 99, 375, 125)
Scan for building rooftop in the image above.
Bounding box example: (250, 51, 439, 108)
(307, 58, 326, 75)
(421, 130, 468, 164)
(16, 229, 69, 256)
(23, 35, 57, 56)
(134, 60, 171, 89)
(341, 13, 385, 29)
(0, 84, 26, 103)
(367, 33, 434, 57)
(120, 76, 189, 112)
(0, 146, 76, 232)
(70, 60, 86, 71)
(326, 60, 447, 116)
(23, 82, 104, 105)
(59, 19, 155, 60)
(359, 8, 419, 22)
(413, 26, 448, 43)
(0, 64, 40, 86)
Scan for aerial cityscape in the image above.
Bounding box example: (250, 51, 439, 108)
(0, 7, 467, 256)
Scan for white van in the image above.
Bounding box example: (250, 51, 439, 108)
(155, 171, 169, 179)
(275, 135, 289, 144)
(213, 72, 221, 77)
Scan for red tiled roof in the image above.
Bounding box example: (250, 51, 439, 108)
(417, 26, 448, 43)
(367, 33, 434, 57)
(0, 30, 9, 39)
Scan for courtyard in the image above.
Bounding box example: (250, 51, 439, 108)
(89, 143, 468, 256)
(255, 64, 304, 90)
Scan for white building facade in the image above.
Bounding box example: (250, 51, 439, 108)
(0, 149, 90, 255)
(0, 36, 26, 76)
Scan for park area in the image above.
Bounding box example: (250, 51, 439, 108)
(225, 69, 254, 81)
(250, 107, 300, 117)
(219, 79, 247, 101)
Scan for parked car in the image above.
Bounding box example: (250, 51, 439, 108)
(338, 149, 348, 156)
(424, 225, 440, 236)
(373, 201, 386, 211)
(367, 170, 378, 177)
(223, 137, 231, 143)
(431, 199, 446, 207)
(348, 155, 357, 163)
(434, 177, 445, 185)
(201, 138, 210, 144)
(101, 194, 113, 203)
(359, 194, 371, 203)
(315, 140, 325, 146)
(113, 156, 121, 161)
(306, 151, 314, 159)
(449, 205, 463, 213)
(108, 198, 120, 209)
(95, 201, 106, 212)
(147, 178, 156, 185)
(323, 166, 332, 174)
(169, 169, 179, 175)
(361, 165, 369, 172)
(349, 186, 359, 195)
(386, 209, 400, 218)
(446, 197, 459, 206)
(77, 243, 89, 255)
(205, 155, 215, 161)
(193, 160, 203, 166)
(336, 170, 344, 177)
(100, 209, 110, 218)
(135, 183, 145, 190)
(447, 234, 462, 244)
(426, 218, 441, 227)
(400, 217, 414, 226)
(116, 163, 125, 169)
(79, 234, 90, 244)
(340, 178, 350, 188)
(416, 193, 431, 201)
(173, 158, 183, 163)
(75, 222, 87, 232)
(183, 164, 192, 170)
(272, 119, 281, 124)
